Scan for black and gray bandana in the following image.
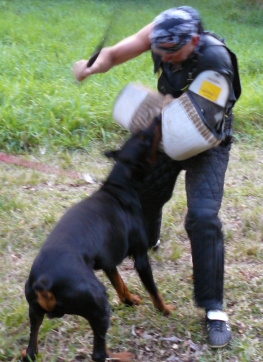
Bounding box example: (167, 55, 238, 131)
(149, 6, 201, 53)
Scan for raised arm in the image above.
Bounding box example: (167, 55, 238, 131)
(73, 23, 153, 81)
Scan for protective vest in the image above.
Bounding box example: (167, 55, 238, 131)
(112, 33, 242, 160)
(151, 32, 241, 112)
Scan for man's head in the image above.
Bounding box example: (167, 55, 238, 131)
(149, 6, 203, 63)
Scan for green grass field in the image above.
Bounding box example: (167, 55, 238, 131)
(0, 0, 263, 361)
(0, 0, 263, 153)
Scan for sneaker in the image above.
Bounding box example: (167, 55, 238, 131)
(206, 310, 232, 348)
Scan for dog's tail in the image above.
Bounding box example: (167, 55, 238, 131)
(32, 278, 56, 313)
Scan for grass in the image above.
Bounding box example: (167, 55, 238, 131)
(0, 0, 263, 153)
(0, 0, 263, 361)
(0, 143, 262, 361)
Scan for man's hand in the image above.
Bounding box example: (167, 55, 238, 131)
(73, 59, 91, 82)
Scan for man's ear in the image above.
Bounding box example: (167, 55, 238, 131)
(104, 149, 119, 160)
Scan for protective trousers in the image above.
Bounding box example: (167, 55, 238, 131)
(139, 143, 230, 310)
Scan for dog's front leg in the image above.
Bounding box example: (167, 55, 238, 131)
(134, 254, 174, 316)
(104, 267, 142, 306)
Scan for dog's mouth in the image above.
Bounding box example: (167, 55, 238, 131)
(105, 115, 162, 172)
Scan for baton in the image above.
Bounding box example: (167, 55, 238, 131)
(87, 21, 113, 67)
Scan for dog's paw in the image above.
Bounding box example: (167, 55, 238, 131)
(21, 349, 34, 362)
(107, 351, 136, 361)
(163, 304, 176, 316)
(128, 293, 142, 306)
(121, 293, 142, 306)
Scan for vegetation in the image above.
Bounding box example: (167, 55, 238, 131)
(0, 0, 263, 153)
(0, 1, 262, 361)
(1, 144, 262, 362)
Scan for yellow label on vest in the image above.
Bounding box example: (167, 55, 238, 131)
(198, 80, 221, 102)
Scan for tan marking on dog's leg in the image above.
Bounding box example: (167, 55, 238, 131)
(105, 269, 142, 305)
(35, 290, 56, 312)
(149, 291, 175, 316)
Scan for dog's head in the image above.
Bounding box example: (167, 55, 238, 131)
(105, 116, 162, 171)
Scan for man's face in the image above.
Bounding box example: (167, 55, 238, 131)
(152, 35, 199, 64)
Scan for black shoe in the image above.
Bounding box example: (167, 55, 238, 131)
(206, 310, 232, 348)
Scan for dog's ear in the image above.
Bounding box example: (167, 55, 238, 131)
(104, 150, 119, 161)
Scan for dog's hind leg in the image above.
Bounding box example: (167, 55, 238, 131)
(85, 306, 110, 362)
(134, 254, 174, 316)
(21, 305, 45, 361)
(87, 312, 135, 362)
(104, 267, 142, 306)
(77, 275, 135, 362)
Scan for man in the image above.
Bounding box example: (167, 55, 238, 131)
(73, 6, 241, 348)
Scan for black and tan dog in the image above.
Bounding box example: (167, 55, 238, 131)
(22, 116, 173, 362)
